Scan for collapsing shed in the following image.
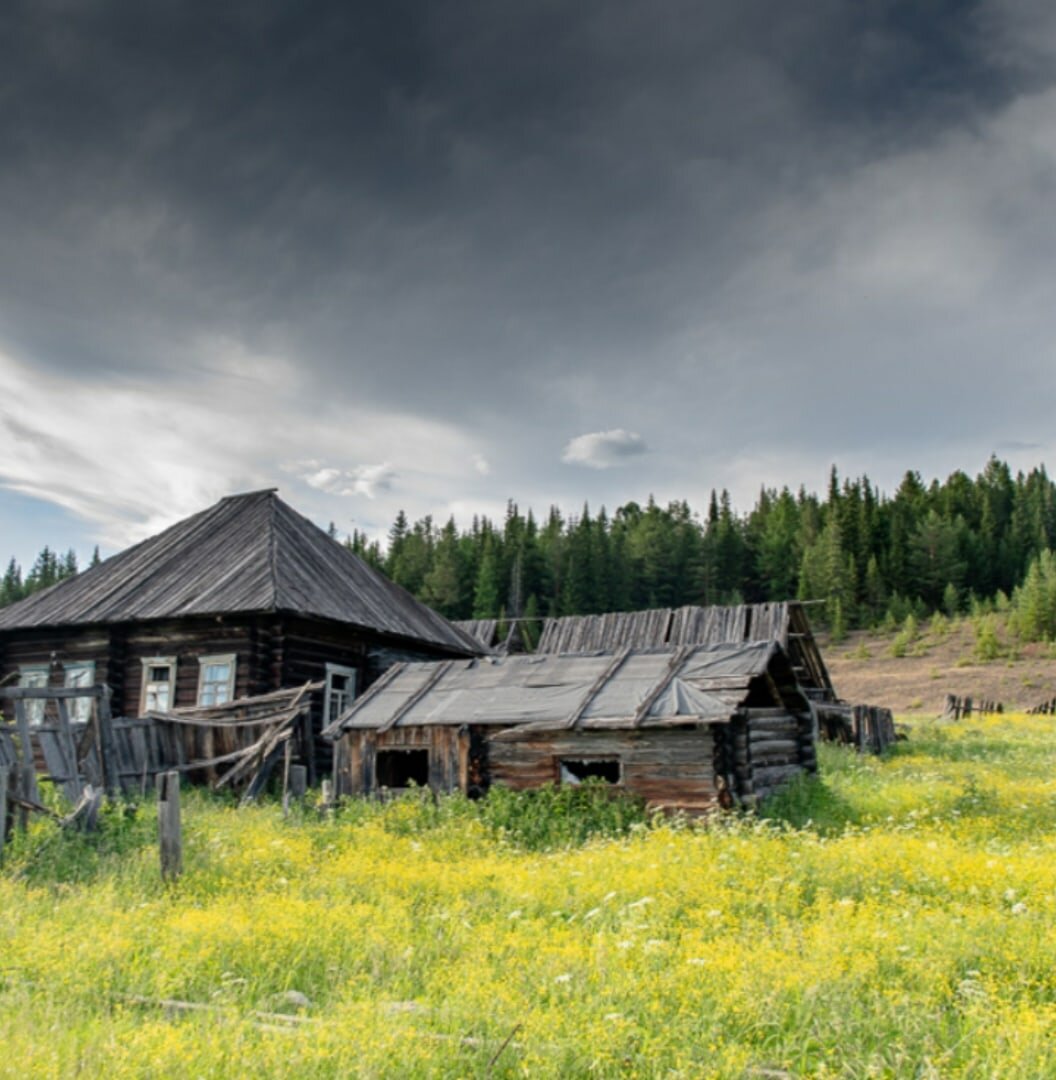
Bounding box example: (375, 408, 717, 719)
(325, 641, 816, 814)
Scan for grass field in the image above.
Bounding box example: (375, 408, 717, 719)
(3, 715, 1056, 1078)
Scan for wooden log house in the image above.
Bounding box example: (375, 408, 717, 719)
(325, 640, 817, 814)
(0, 490, 483, 777)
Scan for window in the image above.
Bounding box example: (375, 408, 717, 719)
(324, 664, 357, 728)
(375, 749, 430, 789)
(63, 661, 96, 724)
(197, 654, 236, 706)
(558, 759, 621, 785)
(140, 657, 177, 713)
(18, 665, 49, 726)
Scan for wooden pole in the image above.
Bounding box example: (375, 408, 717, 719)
(97, 686, 121, 798)
(13, 699, 40, 810)
(290, 765, 307, 801)
(157, 770, 183, 881)
(282, 739, 293, 819)
(0, 764, 9, 854)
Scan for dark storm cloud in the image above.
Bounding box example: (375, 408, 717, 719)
(1, 0, 1055, 547)
(0, 0, 1023, 392)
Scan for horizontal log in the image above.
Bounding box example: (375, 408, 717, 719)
(751, 764, 804, 786)
(0, 687, 107, 701)
(747, 738, 799, 755)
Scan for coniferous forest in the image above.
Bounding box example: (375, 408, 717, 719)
(5, 457, 1056, 644)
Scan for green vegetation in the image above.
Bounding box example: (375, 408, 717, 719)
(4, 714, 1056, 1076)
(9, 456, 1056, 642)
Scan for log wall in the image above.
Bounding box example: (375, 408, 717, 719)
(333, 726, 468, 798)
(489, 727, 721, 814)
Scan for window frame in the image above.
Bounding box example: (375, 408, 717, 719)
(18, 664, 50, 726)
(196, 653, 237, 707)
(140, 656, 178, 714)
(62, 660, 96, 724)
(323, 663, 358, 729)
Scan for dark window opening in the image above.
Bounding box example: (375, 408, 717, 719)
(559, 758, 621, 785)
(376, 749, 430, 788)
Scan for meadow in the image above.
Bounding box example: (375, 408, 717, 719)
(3, 714, 1056, 1078)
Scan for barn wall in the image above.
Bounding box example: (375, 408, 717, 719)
(488, 727, 721, 814)
(333, 726, 469, 798)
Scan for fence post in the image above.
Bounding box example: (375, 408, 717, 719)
(13, 700, 40, 811)
(0, 764, 9, 854)
(157, 770, 182, 881)
(290, 765, 308, 801)
(97, 687, 121, 799)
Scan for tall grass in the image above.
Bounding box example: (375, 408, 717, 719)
(3, 714, 1056, 1077)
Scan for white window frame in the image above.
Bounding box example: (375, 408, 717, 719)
(324, 663, 358, 728)
(18, 664, 50, 726)
(63, 660, 96, 724)
(140, 656, 178, 714)
(196, 653, 237, 707)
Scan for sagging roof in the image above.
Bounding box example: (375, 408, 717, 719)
(324, 640, 808, 737)
(536, 601, 835, 699)
(0, 491, 483, 655)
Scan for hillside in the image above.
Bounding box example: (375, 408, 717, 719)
(824, 617, 1056, 715)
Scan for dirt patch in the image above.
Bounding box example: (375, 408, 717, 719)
(821, 619, 1056, 716)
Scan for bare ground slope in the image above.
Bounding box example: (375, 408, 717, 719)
(822, 619, 1056, 716)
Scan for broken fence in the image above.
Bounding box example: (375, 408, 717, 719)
(1, 682, 322, 837)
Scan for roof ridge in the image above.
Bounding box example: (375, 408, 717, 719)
(219, 488, 279, 502)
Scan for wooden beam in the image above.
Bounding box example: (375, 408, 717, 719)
(157, 771, 182, 881)
(0, 686, 107, 701)
(565, 648, 632, 729)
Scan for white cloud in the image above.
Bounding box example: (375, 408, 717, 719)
(562, 429, 648, 469)
(0, 345, 482, 551)
(472, 454, 491, 476)
(302, 462, 396, 498)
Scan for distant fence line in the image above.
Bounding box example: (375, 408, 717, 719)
(942, 695, 1003, 721)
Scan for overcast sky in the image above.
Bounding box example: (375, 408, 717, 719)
(2, 0, 1056, 568)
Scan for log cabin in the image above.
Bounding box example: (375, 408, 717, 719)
(0, 490, 483, 778)
(324, 640, 817, 814)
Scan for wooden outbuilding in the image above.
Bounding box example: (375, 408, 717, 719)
(0, 490, 482, 777)
(325, 640, 816, 813)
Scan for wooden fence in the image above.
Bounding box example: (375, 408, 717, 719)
(816, 703, 897, 754)
(1027, 697, 1056, 715)
(941, 695, 1003, 720)
(2, 682, 321, 845)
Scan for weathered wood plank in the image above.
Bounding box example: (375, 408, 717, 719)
(157, 771, 182, 881)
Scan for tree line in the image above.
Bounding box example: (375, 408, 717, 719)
(4, 457, 1056, 643)
(342, 456, 1056, 643)
(0, 545, 99, 607)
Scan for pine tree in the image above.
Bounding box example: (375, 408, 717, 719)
(0, 558, 23, 607)
(472, 534, 503, 618)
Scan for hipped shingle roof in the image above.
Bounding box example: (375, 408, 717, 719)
(0, 490, 482, 654)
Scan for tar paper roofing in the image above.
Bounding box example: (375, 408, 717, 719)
(0, 490, 482, 654)
(325, 640, 807, 737)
